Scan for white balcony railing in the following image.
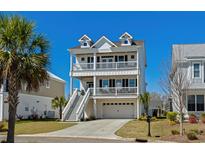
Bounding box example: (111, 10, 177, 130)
(72, 61, 137, 71)
(90, 87, 138, 96)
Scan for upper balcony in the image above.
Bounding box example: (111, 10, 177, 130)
(71, 61, 139, 77)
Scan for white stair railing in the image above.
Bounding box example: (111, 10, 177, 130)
(61, 89, 78, 121)
(76, 88, 90, 121)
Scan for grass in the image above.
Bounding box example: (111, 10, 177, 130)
(0, 120, 76, 135)
(115, 119, 205, 142)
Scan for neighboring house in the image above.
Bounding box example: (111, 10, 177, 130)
(62, 32, 146, 121)
(0, 72, 65, 121)
(172, 44, 205, 117)
(149, 93, 166, 117)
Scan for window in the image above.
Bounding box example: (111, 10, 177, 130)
(188, 95, 195, 111)
(129, 79, 136, 87)
(25, 107, 29, 112)
(116, 79, 122, 87)
(83, 42, 87, 46)
(102, 80, 109, 88)
(45, 80, 50, 88)
(131, 55, 135, 59)
(197, 95, 204, 111)
(193, 63, 200, 78)
(124, 40, 128, 44)
(81, 57, 85, 61)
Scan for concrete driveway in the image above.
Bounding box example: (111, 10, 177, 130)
(31, 119, 130, 139)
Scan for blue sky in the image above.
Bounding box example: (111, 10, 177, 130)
(6, 11, 205, 96)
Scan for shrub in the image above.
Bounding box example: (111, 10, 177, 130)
(190, 129, 200, 134)
(139, 116, 147, 121)
(171, 130, 180, 135)
(0, 122, 4, 131)
(189, 114, 198, 123)
(187, 132, 198, 140)
(151, 117, 157, 121)
(169, 121, 177, 125)
(166, 112, 178, 121)
(200, 113, 205, 123)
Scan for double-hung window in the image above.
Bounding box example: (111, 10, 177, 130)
(102, 80, 109, 88)
(197, 95, 204, 111)
(188, 95, 195, 111)
(193, 63, 200, 78)
(129, 79, 136, 87)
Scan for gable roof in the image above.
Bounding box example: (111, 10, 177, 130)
(119, 32, 133, 39)
(78, 34, 92, 42)
(91, 36, 117, 48)
(47, 71, 65, 83)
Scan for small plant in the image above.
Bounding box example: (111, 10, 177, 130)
(166, 112, 178, 121)
(189, 113, 198, 123)
(139, 115, 147, 121)
(171, 130, 180, 135)
(151, 117, 157, 121)
(190, 129, 200, 134)
(200, 113, 205, 123)
(0, 122, 4, 131)
(169, 121, 177, 125)
(187, 132, 198, 140)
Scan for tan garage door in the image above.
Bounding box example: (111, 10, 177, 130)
(102, 103, 134, 119)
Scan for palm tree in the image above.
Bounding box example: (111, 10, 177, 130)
(0, 15, 49, 143)
(139, 92, 151, 116)
(139, 92, 151, 136)
(51, 96, 68, 119)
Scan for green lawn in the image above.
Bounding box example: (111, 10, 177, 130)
(115, 119, 205, 142)
(0, 120, 76, 135)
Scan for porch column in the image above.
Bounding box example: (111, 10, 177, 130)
(137, 99, 140, 119)
(0, 85, 4, 122)
(93, 52, 96, 70)
(136, 51, 139, 69)
(137, 75, 140, 94)
(93, 99, 97, 118)
(70, 53, 73, 96)
(93, 76, 96, 96)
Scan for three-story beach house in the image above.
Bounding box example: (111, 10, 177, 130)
(62, 32, 146, 121)
(172, 44, 205, 117)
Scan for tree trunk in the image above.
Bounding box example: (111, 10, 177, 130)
(6, 73, 19, 143)
(59, 105, 62, 120)
(179, 96, 184, 136)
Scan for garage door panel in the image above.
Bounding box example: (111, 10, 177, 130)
(103, 103, 134, 119)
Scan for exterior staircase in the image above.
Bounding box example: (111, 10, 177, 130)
(62, 88, 90, 121)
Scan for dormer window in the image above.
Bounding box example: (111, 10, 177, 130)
(83, 42, 87, 46)
(124, 40, 128, 44)
(119, 32, 133, 46)
(78, 35, 92, 48)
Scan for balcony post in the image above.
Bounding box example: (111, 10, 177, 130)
(93, 99, 97, 118)
(70, 53, 73, 96)
(94, 52, 96, 70)
(0, 86, 3, 122)
(70, 53, 73, 71)
(93, 76, 96, 96)
(136, 51, 139, 68)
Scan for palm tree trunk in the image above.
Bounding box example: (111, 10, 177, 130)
(59, 105, 62, 120)
(7, 73, 19, 143)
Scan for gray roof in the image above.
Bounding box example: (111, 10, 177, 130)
(70, 40, 144, 49)
(172, 43, 205, 61)
(47, 71, 65, 83)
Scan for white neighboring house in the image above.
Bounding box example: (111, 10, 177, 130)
(62, 32, 146, 121)
(172, 44, 205, 117)
(0, 72, 66, 121)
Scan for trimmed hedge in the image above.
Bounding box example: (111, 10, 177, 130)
(166, 112, 178, 121)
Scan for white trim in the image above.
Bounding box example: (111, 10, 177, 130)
(91, 36, 117, 48)
(119, 32, 133, 39)
(78, 34, 92, 42)
(192, 62, 201, 79)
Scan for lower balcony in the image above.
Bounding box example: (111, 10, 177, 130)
(90, 87, 138, 97)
